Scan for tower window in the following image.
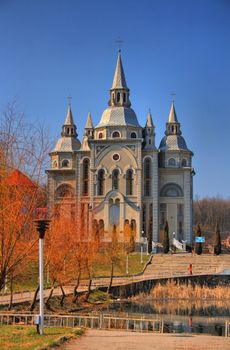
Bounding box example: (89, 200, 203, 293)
(82, 158, 90, 196)
(149, 139, 151, 144)
(112, 169, 119, 190)
(182, 159, 187, 167)
(168, 158, 176, 167)
(98, 132, 103, 139)
(117, 92, 120, 102)
(62, 159, 69, 168)
(98, 169, 105, 196)
(144, 158, 151, 196)
(126, 169, 134, 195)
(123, 93, 126, 103)
(112, 131, 120, 138)
(131, 132, 137, 139)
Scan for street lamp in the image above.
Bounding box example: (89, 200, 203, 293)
(34, 218, 50, 335)
(141, 230, 144, 263)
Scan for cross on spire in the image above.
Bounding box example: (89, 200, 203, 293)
(170, 92, 176, 103)
(115, 37, 124, 51)
(67, 95, 72, 106)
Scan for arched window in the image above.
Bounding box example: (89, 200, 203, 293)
(144, 158, 151, 196)
(82, 158, 90, 196)
(53, 161, 58, 168)
(99, 219, 104, 239)
(55, 184, 73, 198)
(123, 93, 126, 103)
(160, 183, 183, 197)
(168, 158, 176, 167)
(62, 159, 69, 168)
(98, 132, 103, 139)
(112, 131, 120, 138)
(131, 132, 137, 139)
(98, 169, 105, 195)
(117, 92, 120, 102)
(126, 169, 134, 195)
(112, 169, 119, 190)
(181, 159, 187, 167)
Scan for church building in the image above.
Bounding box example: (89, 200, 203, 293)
(46, 51, 194, 248)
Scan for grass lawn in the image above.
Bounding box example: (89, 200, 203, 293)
(93, 253, 150, 277)
(0, 325, 83, 350)
(1, 253, 150, 294)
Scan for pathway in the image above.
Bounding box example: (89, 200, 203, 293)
(61, 329, 230, 350)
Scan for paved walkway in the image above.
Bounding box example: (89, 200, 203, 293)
(61, 329, 230, 350)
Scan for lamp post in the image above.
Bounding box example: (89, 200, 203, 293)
(141, 230, 144, 264)
(126, 253, 129, 275)
(34, 219, 50, 335)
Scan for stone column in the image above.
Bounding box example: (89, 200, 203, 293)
(152, 152, 159, 243)
(184, 170, 192, 244)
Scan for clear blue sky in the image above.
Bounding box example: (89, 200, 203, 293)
(0, 0, 230, 197)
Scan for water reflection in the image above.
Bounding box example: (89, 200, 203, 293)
(105, 300, 230, 317)
(102, 300, 230, 336)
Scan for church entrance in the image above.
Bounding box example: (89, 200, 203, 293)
(109, 198, 120, 232)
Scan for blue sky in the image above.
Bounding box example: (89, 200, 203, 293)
(0, 0, 230, 197)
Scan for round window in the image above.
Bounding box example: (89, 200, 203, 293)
(112, 153, 120, 161)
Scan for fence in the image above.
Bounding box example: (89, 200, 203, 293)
(0, 313, 162, 333)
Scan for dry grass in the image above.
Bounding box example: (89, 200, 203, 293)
(134, 280, 230, 300)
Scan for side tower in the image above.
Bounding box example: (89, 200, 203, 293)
(46, 104, 81, 216)
(90, 51, 143, 243)
(158, 102, 194, 244)
(142, 112, 159, 245)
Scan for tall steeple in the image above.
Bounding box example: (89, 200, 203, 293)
(84, 112, 94, 138)
(143, 111, 155, 149)
(61, 103, 77, 137)
(165, 102, 181, 136)
(81, 112, 94, 150)
(108, 50, 131, 108)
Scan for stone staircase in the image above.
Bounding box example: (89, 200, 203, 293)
(144, 254, 230, 278)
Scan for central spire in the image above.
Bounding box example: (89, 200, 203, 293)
(165, 102, 181, 136)
(111, 50, 128, 89)
(108, 51, 131, 108)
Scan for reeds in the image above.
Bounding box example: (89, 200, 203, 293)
(136, 280, 230, 300)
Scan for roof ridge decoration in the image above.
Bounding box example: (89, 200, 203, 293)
(111, 51, 128, 90)
(85, 112, 94, 129)
(146, 110, 154, 128)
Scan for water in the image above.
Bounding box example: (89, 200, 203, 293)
(102, 300, 230, 336)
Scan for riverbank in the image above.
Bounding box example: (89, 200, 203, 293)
(61, 329, 230, 350)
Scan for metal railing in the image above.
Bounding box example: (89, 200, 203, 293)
(0, 313, 162, 333)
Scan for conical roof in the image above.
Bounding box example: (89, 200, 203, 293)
(64, 104, 74, 125)
(111, 51, 128, 89)
(168, 102, 178, 123)
(146, 111, 154, 128)
(85, 112, 93, 129)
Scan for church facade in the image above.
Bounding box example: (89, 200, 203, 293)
(46, 52, 194, 247)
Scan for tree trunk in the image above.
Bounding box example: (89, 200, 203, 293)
(60, 284, 66, 306)
(8, 277, 13, 311)
(29, 285, 39, 311)
(107, 261, 114, 294)
(72, 270, 81, 303)
(84, 265, 92, 302)
(45, 282, 55, 307)
(84, 278, 92, 302)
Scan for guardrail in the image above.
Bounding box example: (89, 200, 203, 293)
(0, 313, 162, 333)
